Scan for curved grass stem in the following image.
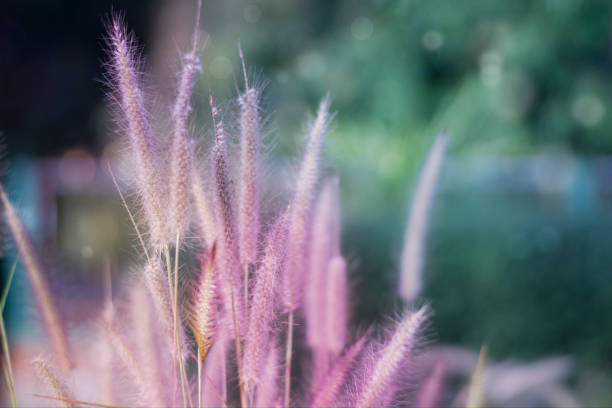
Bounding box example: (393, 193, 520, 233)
(284, 311, 294, 408)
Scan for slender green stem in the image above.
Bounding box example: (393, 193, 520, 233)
(197, 349, 202, 408)
(174, 232, 191, 407)
(230, 289, 247, 408)
(284, 311, 294, 408)
(0, 258, 17, 311)
(1, 257, 18, 407)
(107, 162, 150, 262)
(163, 245, 178, 405)
(1, 318, 17, 407)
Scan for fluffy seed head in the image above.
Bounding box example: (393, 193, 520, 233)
(399, 133, 448, 302)
(254, 345, 281, 408)
(192, 166, 217, 248)
(106, 17, 167, 247)
(306, 178, 340, 349)
(244, 211, 288, 393)
(312, 331, 370, 408)
(355, 306, 428, 408)
(325, 256, 348, 355)
(283, 97, 332, 311)
(237, 47, 262, 268)
(189, 243, 218, 362)
(32, 357, 76, 407)
(168, 30, 202, 239)
(210, 95, 245, 334)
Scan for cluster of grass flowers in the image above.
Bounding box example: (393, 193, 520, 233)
(0, 6, 463, 408)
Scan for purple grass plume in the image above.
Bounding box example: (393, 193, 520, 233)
(0, 7, 479, 408)
(106, 17, 168, 248)
(399, 132, 448, 302)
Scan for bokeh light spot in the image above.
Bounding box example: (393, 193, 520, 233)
(351, 17, 373, 41)
(243, 5, 261, 23)
(480, 51, 502, 87)
(59, 148, 96, 190)
(572, 94, 605, 127)
(422, 30, 444, 51)
(298, 52, 325, 80)
(210, 56, 233, 80)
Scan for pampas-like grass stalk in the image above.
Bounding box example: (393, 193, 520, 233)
(209, 94, 245, 336)
(325, 255, 347, 355)
(254, 345, 281, 408)
(306, 178, 340, 350)
(189, 243, 218, 364)
(237, 45, 261, 270)
(399, 133, 448, 302)
(0, 186, 72, 372)
(283, 96, 331, 312)
(168, 1, 202, 240)
(32, 357, 75, 408)
(243, 210, 288, 398)
(354, 306, 428, 408)
(107, 17, 167, 248)
(192, 167, 217, 248)
(311, 331, 370, 408)
(283, 97, 331, 407)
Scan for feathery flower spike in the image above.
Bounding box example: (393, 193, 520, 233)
(192, 166, 217, 248)
(168, 0, 202, 239)
(311, 330, 370, 408)
(107, 18, 167, 247)
(244, 210, 288, 396)
(355, 306, 428, 408)
(283, 96, 332, 311)
(306, 178, 340, 350)
(189, 242, 218, 362)
(399, 133, 448, 302)
(325, 255, 348, 356)
(237, 44, 261, 269)
(32, 357, 76, 408)
(254, 345, 281, 408)
(210, 94, 245, 335)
